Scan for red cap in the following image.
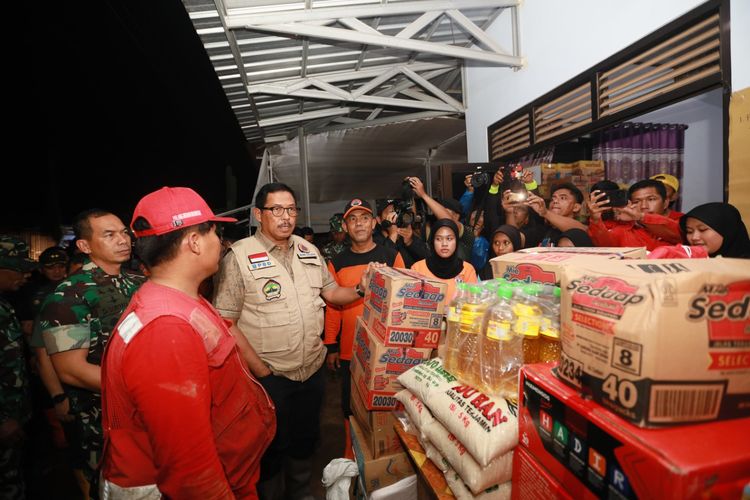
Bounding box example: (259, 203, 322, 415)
(131, 187, 237, 237)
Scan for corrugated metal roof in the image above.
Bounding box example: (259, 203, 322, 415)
(182, 0, 524, 143)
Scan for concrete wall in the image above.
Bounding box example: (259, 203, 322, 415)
(465, 0, 749, 161)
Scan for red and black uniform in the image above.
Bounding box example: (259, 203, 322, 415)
(325, 245, 404, 416)
(101, 281, 275, 499)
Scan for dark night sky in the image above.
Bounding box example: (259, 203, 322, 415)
(6, 0, 257, 236)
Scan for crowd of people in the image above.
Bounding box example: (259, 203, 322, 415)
(1, 171, 748, 499)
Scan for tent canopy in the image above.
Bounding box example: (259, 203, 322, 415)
(257, 116, 467, 230)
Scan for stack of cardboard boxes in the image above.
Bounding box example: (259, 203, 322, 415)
(349, 267, 448, 496)
(512, 257, 750, 499)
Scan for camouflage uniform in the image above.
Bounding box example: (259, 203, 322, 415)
(0, 236, 35, 500)
(38, 257, 143, 486)
(321, 213, 348, 263)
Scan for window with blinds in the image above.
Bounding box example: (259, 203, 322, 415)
(598, 13, 721, 118)
(534, 82, 592, 143)
(486, 1, 726, 164)
(489, 114, 530, 160)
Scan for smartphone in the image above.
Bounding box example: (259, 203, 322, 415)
(508, 190, 528, 203)
(604, 189, 629, 207)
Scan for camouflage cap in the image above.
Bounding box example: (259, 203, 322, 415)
(329, 213, 344, 232)
(0, 236, 37, 272)
(39, 246, 69, 266)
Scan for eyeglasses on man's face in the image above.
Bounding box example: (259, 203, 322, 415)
(261, 206, 301, 217)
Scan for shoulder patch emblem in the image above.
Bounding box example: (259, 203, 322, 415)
(263, 279, 282, 301)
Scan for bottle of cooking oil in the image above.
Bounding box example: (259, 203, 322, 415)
(539, 286, 561, 363)
(443, 282, 469, 371)
(455, 284, 489, 385)
(479, 285, 522, 397)
(513, 284, 542, 364)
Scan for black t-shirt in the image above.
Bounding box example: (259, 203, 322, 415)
(330, 244, 402, 273)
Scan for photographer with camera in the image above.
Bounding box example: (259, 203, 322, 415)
(587, 179, 682, 250)
(407, 177, 476, 263)
(373, 197, 427, 269)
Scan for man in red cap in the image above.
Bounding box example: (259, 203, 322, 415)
(100, 186, 276, 499)
(325, 198, 404, 458)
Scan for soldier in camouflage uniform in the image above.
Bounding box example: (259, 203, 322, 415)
(0, 235, 36, 500)
(38, 209, 144, 498)
(321, 213, 348, 263)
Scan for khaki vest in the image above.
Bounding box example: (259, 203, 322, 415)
(231, 234, 326, 381)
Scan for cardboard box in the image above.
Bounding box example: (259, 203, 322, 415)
(350, 417, 414, 494)
(519, 364, 750, 499)
(363, 267, 447, 339)
(511, 447, 575, 500)
(362, 303, 441, 348)
(350, 381, 402, 458)
(490, 248, 647, 285)
(559, 258, 750, 426)
(351, 318, 432, 409)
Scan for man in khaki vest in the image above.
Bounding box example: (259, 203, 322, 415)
(213, 182, 376, 500)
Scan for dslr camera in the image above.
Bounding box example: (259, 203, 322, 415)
(383, 180, 426, 229)
(470, 165, 492, 189)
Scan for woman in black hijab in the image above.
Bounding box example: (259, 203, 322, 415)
(680, 202, 750, 258)
(479, 225, 522, 280)
(411, 219, 478, 300)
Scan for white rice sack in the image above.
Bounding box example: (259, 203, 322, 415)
(443, 466, 511, 500)
(395, 389, 435, 438)
(420, 438, 450, 473)
(422, 419, 513, 495)
(398, 358, 518, 467)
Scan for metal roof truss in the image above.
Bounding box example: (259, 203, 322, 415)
(184, 0, 524, 143)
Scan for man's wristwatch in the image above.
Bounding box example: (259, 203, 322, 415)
(52, 393, 67, 405)
(355, 284, 365, 298)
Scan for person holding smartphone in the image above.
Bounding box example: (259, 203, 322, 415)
(523, 183, 588, 247)
(587, 179, 682, 250)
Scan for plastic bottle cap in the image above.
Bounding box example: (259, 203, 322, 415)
(540, 329, 560, 339)
(553, 286, 561, 298)
(522, 284, 538, 295)
(457, 282, 468, 291)
(497, 285, 513, 300)
(469, 284, 484, 294)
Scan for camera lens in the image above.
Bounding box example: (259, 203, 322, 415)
(471, 172, 488, 188)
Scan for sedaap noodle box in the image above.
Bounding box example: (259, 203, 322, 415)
(490, 247, 646, 286)
(362, 267, 447, 348)
(558, 258, 750, 427)
(351, 317, 432, 409)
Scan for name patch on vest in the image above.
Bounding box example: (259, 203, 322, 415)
(297, 243, 317, 260)
(248, 252, 274, 270)
(263, 279, 282, 301)
(118, 312, 144, 344)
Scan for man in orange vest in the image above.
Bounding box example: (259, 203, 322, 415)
(100, 187, 276, 499)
